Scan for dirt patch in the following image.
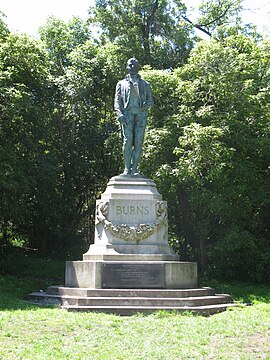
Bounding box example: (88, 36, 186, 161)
(244, 330, 270, 359)
(207, 330, 270, 359)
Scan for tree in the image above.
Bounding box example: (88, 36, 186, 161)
(38, 16, 92, 75)
(0, 11, 9, 40)
(0, 33, 52, 246)
(23, 19, 124, 255)
(182, 0, 243, 38)
(140, 34, 270, 281)
(36, 41, 123, 255)
(0, 19, 123, 256)
(1, 9, 269, 282)
(88, 0, 195, 68)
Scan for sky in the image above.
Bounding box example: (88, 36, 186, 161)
(0, 0, 93, 35)
(0, 0, 269, 37)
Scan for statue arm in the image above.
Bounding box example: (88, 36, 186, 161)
(114, 81, 124, 119)
(141, 81, 154, 110)
(145, 83, 154, 108)
(114, 81, 128, 126)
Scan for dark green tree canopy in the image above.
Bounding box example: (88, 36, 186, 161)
(140, 34, 270, 281)
(0, 2, 269, 281)
(88, 0, 195, 68)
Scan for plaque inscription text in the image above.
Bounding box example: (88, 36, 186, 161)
(102, 263, 165, 288)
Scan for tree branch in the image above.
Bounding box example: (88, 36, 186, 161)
(198, 3, 233, 27)
(181, 15, 212, 37)
(182, 0, 240, 37)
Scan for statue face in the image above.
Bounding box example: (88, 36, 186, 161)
(126, 58, 140, 75)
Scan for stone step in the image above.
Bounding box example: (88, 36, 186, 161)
(46, 286, 216, 298)
(73, 295, 231, 307)
(28, 286, 235, 316)
(28, 291, 231, 308)
(61, 303, 238, 316)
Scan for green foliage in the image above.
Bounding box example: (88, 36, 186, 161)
(175, 123, 234, 184)
(197, 0, 242, 37)
(140, 68, 179, 170)
(180, 36, 270, 281)
(38, 16, 92, 75)
(0, 20, 123, 256)
(1, 6, 270, 282)
(0, 247, 64, 280)
(89, 0, 195, 68)
(0, 11, 9, 40)
(140, 34, 270, 281)
(0, 33, 51, 237)
(208, 227, 270, 282)
(141, 68, 179, 125)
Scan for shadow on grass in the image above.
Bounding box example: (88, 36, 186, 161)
(0, 246, 65, 280)
(201, 278, 270, 304)
(0, 295, 58, 311)
(0, 247, 65, 311)
(0, 275, 63, 311)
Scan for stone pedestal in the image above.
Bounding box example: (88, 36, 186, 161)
(29, 175, 236, 315)
(65, 175, 197, 289)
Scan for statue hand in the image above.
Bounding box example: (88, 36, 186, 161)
(142, 102, 149, 111)
(119, 115, 127, 126)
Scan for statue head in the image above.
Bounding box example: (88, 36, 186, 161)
(126, 58, 140, 75)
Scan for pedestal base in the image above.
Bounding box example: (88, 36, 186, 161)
(67, 175, 197, 290)
(88, 175, 175, 256)
(65, 258, 197, 289)
(29, 175, 235, 315)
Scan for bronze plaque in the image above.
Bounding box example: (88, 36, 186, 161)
(101, 263, 165, 288)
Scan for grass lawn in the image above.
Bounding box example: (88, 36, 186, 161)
(0, 251, 269, 359)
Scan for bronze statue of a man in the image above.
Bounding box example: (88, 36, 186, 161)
(114, 58, 154, 176)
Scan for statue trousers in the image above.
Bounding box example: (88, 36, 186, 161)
(121, 111, 147, 172)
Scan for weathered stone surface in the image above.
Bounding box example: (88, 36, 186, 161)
(28, 287, 237, 316)
(64, 175, 198, 290)
(65, 260, 197, 289)
(83, 253, 179, 261)
(46, 286, 216, 298)
(84, 175, 175, 257)
(102, 176, 161, 200)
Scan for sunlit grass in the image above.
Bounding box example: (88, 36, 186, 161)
(0, 299, 269, 359)
(0, 252, 269, 359)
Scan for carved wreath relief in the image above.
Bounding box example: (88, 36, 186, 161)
(96, 201, 168, 241)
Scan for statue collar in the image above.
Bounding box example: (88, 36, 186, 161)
(126, 74, 141, 82)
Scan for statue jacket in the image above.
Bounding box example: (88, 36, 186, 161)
(114, 74, 154, 119)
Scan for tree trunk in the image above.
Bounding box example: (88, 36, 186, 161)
(141, 0, 159, 65)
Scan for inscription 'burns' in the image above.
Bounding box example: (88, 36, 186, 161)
(116, 205, 149, 215)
